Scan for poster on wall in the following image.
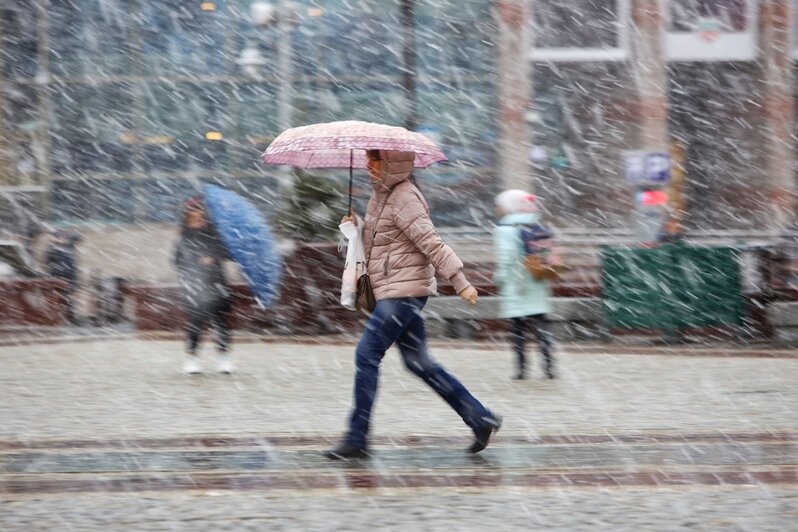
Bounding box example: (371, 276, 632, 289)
(667, 0, 758, 61)
(529, 0, 630, 62)
(624, 152, 672, 184)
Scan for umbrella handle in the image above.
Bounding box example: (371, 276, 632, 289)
(348, 150, 353, 216)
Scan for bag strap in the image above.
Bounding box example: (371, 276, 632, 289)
(364, 186, 398, 267)
(516, 223, 553, 239)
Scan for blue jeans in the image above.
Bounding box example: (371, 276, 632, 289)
(346, 297, 494, 448)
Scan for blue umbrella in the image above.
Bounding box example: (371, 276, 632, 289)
(203, 184, 281, 308)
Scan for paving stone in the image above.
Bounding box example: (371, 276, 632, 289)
(0, 339, 796, 529)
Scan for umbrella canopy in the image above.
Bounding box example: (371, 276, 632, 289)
(262, 120, 447, 214)
(262, 120, 447, 169)
(203, 184, 281, 308)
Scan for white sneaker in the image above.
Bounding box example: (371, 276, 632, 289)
(216, 354, 234, 374)
(183, 357, 202, 375)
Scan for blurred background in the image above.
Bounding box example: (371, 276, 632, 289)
(1, 1, 794, 229)
(0, 0, 796, 333)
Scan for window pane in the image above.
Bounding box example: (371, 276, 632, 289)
(320, 11, 400, 78)
(140, 83, 193, 172)
(1, 0, 38, 80)
(230, 80, 323, 148)
(321, 82, 405, 125)
(134, 178, 201, 223)
(10, 140, 39, 183)
(417, 81, 496, 168)
(0, 187, 43, 234)
(232, 82, 280, 139)
(3, 84, 39, 132)
(88, 178, 134, 222)
(531, 90, 567, 147)
(139, 0, 229, 77)
(419, 169, 494, 227)
(51, 178, 134, 223)
(533, 0, 622, 49)
(140, 82, 230, 172)
(186, 138, 228, 171)
(292, 16, 326, 77)
(51, 180, 87, 222)
(51, 83, 134, 175)
(225, 175, 280, 216)
(416, 5, 495, 77)
(142, 139, 189, 173)
(140, 83, 230, 136)
(669, 0, 748, 33)
(228, 140, 268, 173)
(50, 138, 134, 175)
(52, 83, 133, 138)
(49, 0, 132, 77)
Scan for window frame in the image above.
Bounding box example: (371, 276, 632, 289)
(528, 0, 631, 63)
(666, 0, 759, 62)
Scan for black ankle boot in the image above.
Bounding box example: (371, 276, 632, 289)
(514, 360, 527, 380)
(324, 443, 370, 460)
(468, 415, 503, 454)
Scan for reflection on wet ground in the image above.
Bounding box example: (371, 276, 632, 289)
(1, 433, 795, 494)
(4, 442, 797, 475)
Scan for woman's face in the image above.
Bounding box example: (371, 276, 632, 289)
(186, 207, 208, 229)
(367, 154, 381, 183)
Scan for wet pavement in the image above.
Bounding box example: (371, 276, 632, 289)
(1, 337, 797, 530)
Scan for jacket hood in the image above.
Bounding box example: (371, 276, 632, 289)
(374, 150, 415, 189)
(499, 212, 540, 226)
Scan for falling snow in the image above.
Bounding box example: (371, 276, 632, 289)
(0, 0, 797, 530)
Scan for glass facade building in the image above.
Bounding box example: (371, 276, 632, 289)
(1, 0, 796, 230)
(1, 0, 499, 226)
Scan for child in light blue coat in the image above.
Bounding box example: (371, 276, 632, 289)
(493, 190, 556, 380)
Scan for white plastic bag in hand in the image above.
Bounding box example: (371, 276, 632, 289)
(339, 220, 365, 310)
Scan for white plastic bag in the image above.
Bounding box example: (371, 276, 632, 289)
(339, 220, 366, 310)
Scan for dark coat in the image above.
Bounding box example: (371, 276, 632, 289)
(174, 227, 231, 310)
(46, 244, 78, 287)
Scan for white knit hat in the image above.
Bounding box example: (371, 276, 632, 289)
(495, 189, 538, 214)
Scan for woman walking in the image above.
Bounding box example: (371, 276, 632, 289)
(493, 190, 556, 380)
(175, 197, 234, 374)
(325, 149, 502, 459)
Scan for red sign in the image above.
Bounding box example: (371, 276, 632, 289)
(639, 190, 668, 206)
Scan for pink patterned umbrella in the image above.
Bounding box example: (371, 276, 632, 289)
(262, 120, 447, 169)
(262, 121, 447, 214)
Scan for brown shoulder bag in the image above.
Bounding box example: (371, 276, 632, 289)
(356, 187, 397, 313)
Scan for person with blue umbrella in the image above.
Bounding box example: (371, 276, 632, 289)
(174, 186, 282, 374)
(175, 196, 235, 374)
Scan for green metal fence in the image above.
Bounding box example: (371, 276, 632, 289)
(601, 245, 744, 336)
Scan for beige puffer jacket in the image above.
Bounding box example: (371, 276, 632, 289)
(362, 150, 471, 300)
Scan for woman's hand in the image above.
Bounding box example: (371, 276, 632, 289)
(459, 285, 478, 305)
(198, 256, 214, 266)
(341, 214, 358, 226)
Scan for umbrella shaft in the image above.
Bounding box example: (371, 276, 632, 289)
(348, 151, 353, 215)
